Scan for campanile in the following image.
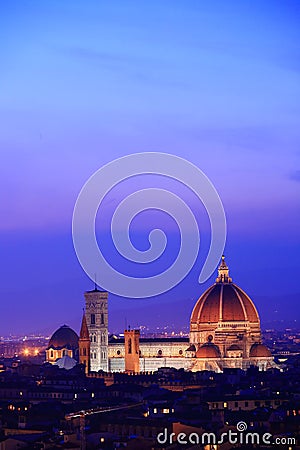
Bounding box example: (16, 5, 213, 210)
(84, 288, 108, 372)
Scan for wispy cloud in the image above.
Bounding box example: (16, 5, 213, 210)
(63, 46, 140, 66)
(58, 45, 189, 89)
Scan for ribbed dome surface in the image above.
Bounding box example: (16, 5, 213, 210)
(48, 325, 79, 350)
(191, 283, 260, 324)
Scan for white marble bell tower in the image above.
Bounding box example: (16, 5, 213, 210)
(84, 287, 108, 372)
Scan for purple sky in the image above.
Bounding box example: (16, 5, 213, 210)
(1, 1, 300, 335)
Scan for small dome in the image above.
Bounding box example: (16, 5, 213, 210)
(196, 343, 221, 358)
(54, 355, 77, 370)
(249, 343, 271, 358)
(228, 344, 242, 351)
(48, 325, 79, 350)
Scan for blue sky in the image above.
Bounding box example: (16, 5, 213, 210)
(0, 1, 299, 334)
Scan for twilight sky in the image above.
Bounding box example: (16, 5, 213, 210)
(0, 0, 300, 335)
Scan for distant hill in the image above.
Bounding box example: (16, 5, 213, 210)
(107, 291, 300, 333)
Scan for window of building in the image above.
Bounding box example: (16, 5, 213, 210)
(128, 338, 132, 354)
(158, 350, 162, 356)
(101, 313, 104, 324)
(245, 401, 248, 407)
(179, 350, 183, 355)
(235, 402, 238, 407)
(94, 335, 97, 342)
(91, 314, 95, 325)
(50, 350, 54, 358)
(117, 350, 121, 355)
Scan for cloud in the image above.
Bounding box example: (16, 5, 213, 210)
(63, 46, 137, 66)
(177, 124, 291, 154)
(59, 44, 161, 72)
(58, 45, 189, 89)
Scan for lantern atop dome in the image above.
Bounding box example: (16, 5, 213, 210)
(216, 255, 232, 283)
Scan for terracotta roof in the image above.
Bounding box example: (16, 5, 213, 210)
(196, 343, 221, 358)
(191, 283, 260, 324)
(249, 343, 272, 358)
(227, 344, 242, 351)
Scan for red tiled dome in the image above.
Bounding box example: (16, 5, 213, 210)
(249, 343, 271, 358)
(191, 283, 260, 324)
(196, 343, 221, 358)
(227, 344, 242, 351)
(191, 257, 260, 325)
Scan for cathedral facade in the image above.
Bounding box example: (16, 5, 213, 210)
(46, 256, 274, 373)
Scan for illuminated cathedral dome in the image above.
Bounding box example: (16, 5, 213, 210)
(249, 343, 272, 358)
(189, 256, 262, 360)
(190, 256, 260, 325)
(48, 325, 79, 350)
